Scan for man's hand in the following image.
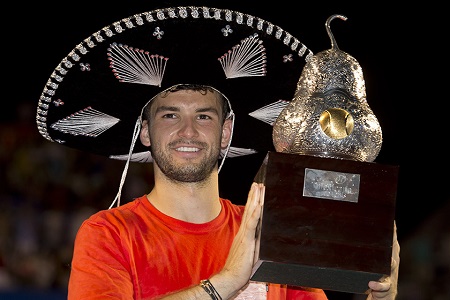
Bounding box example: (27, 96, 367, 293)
(210, 182, 265, 299)
(366, 221, 400, 300)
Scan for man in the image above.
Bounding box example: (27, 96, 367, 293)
(35, 6, 399, 300)
(67, 84, 399, 299)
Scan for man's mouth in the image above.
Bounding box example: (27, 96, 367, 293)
(176, 146, 200, 152)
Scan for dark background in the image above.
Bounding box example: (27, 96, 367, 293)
(1, 1, 447, 299)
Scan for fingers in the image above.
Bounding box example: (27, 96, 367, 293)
(390, 221, 400, 280)
(260, 183, 265, 206)
(242, 183, 264, 223)
(368, 277, 390, 293)
(392, 221, 400, 264)
(367, 221, 400, 299)
(241, 183, 264, 235)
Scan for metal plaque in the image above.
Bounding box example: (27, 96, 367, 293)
(303, 168, 360, 202)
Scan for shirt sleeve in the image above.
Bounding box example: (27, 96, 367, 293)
(68, 218, 134, 300)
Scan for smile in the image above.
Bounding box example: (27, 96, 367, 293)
(176, 147, 200, 152)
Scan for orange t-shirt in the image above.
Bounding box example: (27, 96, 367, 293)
(68, 195, 327, 299)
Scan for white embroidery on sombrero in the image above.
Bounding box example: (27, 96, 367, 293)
(110, 151, 153, 163)
(219, 34, 267, 79)
(109, 146, 256, 163)
(108, 43, 168, 87)
(36, 6, 315, 159)
(220, 147, 257, 158)
(50, 107, 120, 137)
(249, 100, 289, 126)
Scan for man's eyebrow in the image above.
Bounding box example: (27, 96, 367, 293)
(196, 107, 219, 115)
(155, 106, 219, 115)
(155, 105, 179, 113)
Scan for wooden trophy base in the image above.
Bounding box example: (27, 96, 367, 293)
(250, 151, 399, 294)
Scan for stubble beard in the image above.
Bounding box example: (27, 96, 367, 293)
(151, 141, 220, 183)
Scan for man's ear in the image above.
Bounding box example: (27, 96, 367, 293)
(220, 118, 233, 148)
(140, 120, 151, 146)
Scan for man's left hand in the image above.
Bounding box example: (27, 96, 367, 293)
(366, 221, 400, 300)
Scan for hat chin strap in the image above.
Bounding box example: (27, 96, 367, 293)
(218, 110, 235, 173)
(109, 116, 142, 209)
(109, 111, 235, 209)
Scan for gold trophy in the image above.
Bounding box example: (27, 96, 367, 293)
(251, 15, 399, 294)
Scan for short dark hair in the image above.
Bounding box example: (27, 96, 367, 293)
(143, 84, 230, 123)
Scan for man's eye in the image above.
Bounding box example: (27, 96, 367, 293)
(162, 113, 177, 119)
(198, 115, 212, 120)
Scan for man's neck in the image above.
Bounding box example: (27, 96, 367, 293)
(146, 170, 222, 223)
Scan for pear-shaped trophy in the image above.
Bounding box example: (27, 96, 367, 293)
(251, 15, 399, 294)
(272, 14, 382, 162)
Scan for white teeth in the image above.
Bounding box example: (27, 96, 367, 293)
(176, 147, 199, 152)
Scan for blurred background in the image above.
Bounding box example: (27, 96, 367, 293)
(1, 1, 447, 299)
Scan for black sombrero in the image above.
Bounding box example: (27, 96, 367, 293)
(35, 6, 312, 168)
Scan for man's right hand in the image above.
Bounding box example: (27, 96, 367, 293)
(211, 182, 265, 299)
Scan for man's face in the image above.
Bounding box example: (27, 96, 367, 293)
(140, 89, 232, 182)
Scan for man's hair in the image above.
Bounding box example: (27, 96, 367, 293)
(143, 84, 230, 123)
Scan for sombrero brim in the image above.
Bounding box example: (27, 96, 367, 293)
(36, 6, 311, 163)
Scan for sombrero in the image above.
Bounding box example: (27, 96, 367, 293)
(35, 6, 312, 170)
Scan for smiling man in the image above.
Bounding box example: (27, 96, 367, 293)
(35, 6, 399, 300)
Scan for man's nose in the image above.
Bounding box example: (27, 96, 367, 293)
(177, 119, 199, 138)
